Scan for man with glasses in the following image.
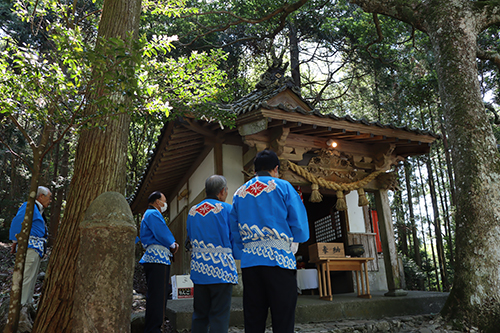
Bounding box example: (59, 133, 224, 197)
(9, 186, 52, 305)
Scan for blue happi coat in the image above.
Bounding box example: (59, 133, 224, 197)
(187, 198, 238, 284)
(9, 201, 47, 257)
(230, 174, 309, 270)
(139, 207, 176, 265)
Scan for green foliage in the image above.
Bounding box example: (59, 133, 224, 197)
(478, 27, 500, 103)
(402, 255, 425, 290)
(0, 0, 235, 137)
(0, 0, 236, 248)
(316, 3, 438, 124)
(140, 41, 230, 116)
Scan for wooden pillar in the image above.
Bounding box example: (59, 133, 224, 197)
(214, 141, 223, 175)
(373, 189, 408, 297)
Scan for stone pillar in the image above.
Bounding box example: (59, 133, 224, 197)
(73, 192, 136, 332)
(373, 189, 408, 297)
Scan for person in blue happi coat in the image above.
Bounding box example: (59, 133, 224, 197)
(9, 186, 52, 305)
(187, 175, 238, 333)
(230, 149, 309, 333)
(139, 191, 179, 333)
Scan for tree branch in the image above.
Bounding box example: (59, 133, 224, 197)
(365, 13, 392, 63)
(76, 9, 102, 27)
(0, 134, 32, 171)
(177, 0, 309, 47)
(349, 0, 426, 32)
(477, 46, 500, 72)
(485, 102, 500, 125)
(8, 114, 37, 151)
(473, 0, 500, 32)
(310, 57, 352, 106)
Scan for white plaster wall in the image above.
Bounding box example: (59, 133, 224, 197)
(346, 191, 366, 233)
(177, 183, 188, 213)
(353, 254, 388, 292)
(169, 197, 177, 221)
(188, 149, 215, 203)
(222, 144, 244, 205)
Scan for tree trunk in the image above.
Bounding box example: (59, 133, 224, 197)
(428, 104, 455, 267)
(417, 160, 440, 291)
(289, 21, 301, 88)
(32, 0, 141, 331)
(347, 0, 500, 328)
(426, 158, 448, 291)
(413, 169, 428, 291)
(437, 130, 455, 265)
(404, 160, 422, 268)
(427, 7, 500, 330)
(3, 172, 40, 333)
(10, 154, 18, 199)
(0, 154, 6, 203)
(49, 138, 69, 245)
(48, 139, 60, 245)
(3, 121, 51, 333)
(394, 188, 408, 256)
(439, 122, 456, 206)
(33, 117, 132, 333)
(432, 152, 454, 266)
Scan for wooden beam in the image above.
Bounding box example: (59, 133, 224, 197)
(183, 119, 217, 138)
(154, 161, 199, 177)
(260, 109, 436, 143)
(270, 126, 290, 156)
(170, 130, 197, 140)
(167, 138, 205, 151)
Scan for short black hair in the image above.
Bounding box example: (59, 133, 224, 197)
(148, 191, 163, 204)
(205, 175, 227, 197)
(254, 149, 280, 172)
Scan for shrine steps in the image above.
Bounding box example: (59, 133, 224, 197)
(163, 290, 449, 331)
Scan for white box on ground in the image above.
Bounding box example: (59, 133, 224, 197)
(171, 275, 194, 299)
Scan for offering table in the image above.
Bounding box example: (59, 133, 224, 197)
(310, 257, 374, 301)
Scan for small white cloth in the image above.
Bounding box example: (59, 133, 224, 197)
(296, 268, 319, 292)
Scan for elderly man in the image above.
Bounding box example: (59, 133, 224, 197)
(187, 175, 238, 333)
(9, 186, 52, 305)
(230, 149, 309, 333)
(139, 191, 179, 333)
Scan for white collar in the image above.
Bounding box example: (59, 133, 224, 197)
(35, 200, 44, 214)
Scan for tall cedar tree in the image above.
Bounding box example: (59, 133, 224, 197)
(349, 0, 500, 330)
(31, 0, 141, 331)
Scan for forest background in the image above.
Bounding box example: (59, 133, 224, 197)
(1, 0, 500, 332)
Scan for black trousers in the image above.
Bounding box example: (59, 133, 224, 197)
(242, 266, 297, 333)
(143, 263, 171, 333)
(191, 283, 233, 333)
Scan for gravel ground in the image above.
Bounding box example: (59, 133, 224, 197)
(0, 242, 476, 332)
(226, 314, 474, 333)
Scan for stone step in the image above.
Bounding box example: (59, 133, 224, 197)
(163, 290, 449, 331)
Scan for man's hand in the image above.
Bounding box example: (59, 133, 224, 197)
(171, 242, 179, 254)
(10, 242, 17, 255)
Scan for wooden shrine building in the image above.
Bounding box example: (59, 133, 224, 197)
(129, 66, 439, 297)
